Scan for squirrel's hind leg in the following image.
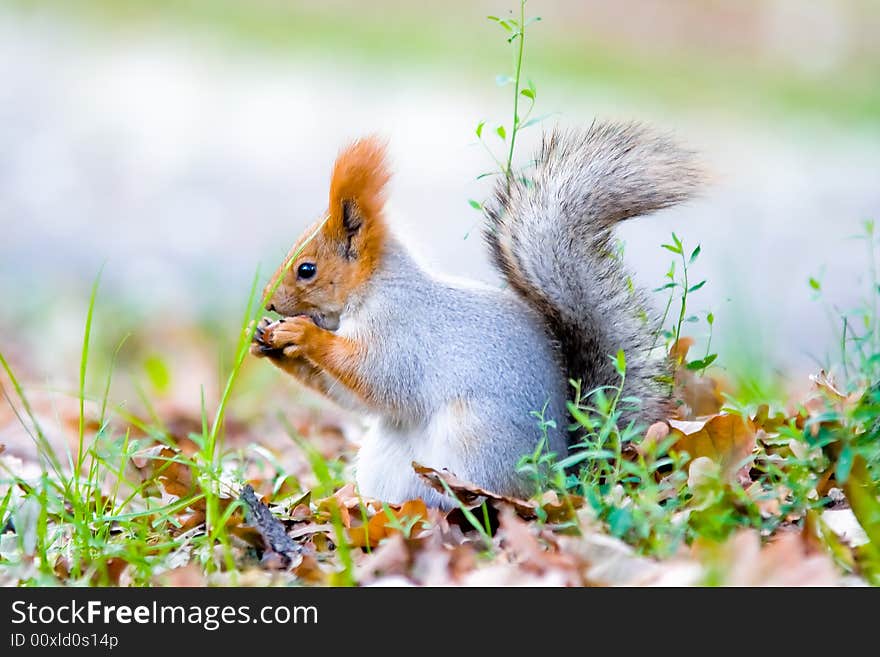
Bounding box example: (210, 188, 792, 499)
(355, 420, 456, 509)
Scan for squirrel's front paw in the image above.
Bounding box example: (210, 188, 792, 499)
(255, 315, 316, 357)
(250, 317, 277, 357)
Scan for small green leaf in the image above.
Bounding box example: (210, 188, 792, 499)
(836, 445, 854, 484)
(809, 277, 821, 291)
(520, 88, 535, 100)
(608, 507, 633, 537)
(652, 282, 677, 292)
(476, 121, 485, 138)
(688, 280, 707, 293)
(613, 349, 626, 376)
(556, 449, 615, 470)
(468, 199, 482, 210)
(518, 113, 552, 130)
(566, 401, 595, 431)
(496, 125, 507, 140)
(689, 244, 701, 264)
(672, 232, 682, 249)
(144, 354, 171, 392)
(686, 354, 717, 370)
(661, 243, 682, 254)
(707, 312, 714, 325)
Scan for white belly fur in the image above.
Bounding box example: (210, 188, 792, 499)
(355, 403, 476, 509)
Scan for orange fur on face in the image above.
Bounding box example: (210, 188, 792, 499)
(263, 136, 391, 323)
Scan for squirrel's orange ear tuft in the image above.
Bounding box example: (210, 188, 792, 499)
(326, 136, 391, 255)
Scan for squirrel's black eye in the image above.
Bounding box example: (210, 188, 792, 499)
(297, 262, 317, 280)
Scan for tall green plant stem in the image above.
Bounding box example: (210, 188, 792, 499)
(505, 0, 527, 177)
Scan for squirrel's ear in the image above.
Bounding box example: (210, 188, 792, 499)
(325, 136, 390, 259)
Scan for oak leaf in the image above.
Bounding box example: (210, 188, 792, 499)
(669, 413, 757, 479)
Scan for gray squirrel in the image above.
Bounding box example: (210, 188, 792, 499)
(251, 121, 703, 508)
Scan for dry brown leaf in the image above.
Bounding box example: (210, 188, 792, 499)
(290, 503, 312, 522)
(415, 540, 478, 585)
(745, 480, 782, 518)
(413, 462, 583, 521)
(413, 463, 534, 513)
(348, 499, 430, 548)
(537, 490, 585, 524)
(52, 555, 128, 585)
(675, 371, 725, 418)
(348, 513, 390, 548)
(801, 370, 861, 429)
(155, 564, 206, 587)
(53, 556, 70, 580)
(669, 337, 725, 418)
(175, 510, 206, 534)
(314, 483, 380, 528)
(136, 446, 197, 498)
(102, 558, 129, 585)
(751, 404, 788, 434)
(497, 506, 580, 583)
(557, 532, 662, 586)
(695, 530, 840, 586)
(669, 337, 695, 363)
(461, 562, 571, 586)
(292, 554, 326, 584)
(638, 421, 670, 456)
(809, 370, 847, 399)
(687, 456, 719, 491)
(288, 523, 335, 540)
(669, 414, 757, 479)
(356, 533, 412, 583)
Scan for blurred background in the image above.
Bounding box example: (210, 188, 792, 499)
(1, 0, 879, 409)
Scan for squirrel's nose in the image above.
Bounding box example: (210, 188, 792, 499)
(266, 302, 276, 312)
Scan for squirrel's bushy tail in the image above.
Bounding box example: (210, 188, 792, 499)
(484, 121, 703, 424)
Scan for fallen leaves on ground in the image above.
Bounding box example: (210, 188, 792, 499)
(670, 337, 726, 418)
(0, 320, 875, 587)
(669, 413, 757, 480)
(694, 530, 841, 586)
(413, 463, 584, 523)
